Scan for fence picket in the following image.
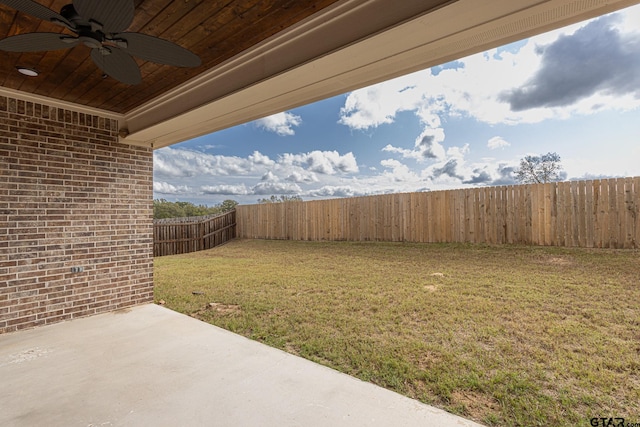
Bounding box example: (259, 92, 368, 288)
(584, 180, 594, 247)
(616, 178, 626, 249)
(608, 179, 618, 248)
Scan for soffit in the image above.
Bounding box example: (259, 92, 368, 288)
(0, 0, 345, 112)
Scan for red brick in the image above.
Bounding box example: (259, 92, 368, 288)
(1, 95, 153, 333)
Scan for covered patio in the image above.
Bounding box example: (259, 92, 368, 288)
(1, 0, 638, 425)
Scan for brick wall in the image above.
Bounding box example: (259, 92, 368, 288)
(0, 95, 154, 333)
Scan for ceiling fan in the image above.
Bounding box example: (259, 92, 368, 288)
(0, 0, 201, 85)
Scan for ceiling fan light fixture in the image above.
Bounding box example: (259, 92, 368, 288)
(16, 66, 39, 77)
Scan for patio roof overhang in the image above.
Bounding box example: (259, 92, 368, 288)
(1, 0, 638, 149)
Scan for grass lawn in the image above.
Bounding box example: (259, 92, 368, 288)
(154, 239, 640, 426)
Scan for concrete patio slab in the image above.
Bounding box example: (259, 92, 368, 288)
(0, 304, 483, 427)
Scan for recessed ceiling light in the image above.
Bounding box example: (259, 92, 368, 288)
(16, 67, 39, 77)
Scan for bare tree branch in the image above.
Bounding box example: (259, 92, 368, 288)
(515, 152, 563, 184)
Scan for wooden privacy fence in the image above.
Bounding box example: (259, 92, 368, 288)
(236, 177, 640, 249)
(153, 210, 236, 256)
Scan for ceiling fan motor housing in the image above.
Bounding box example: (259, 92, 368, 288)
(60, 3, 87, 28)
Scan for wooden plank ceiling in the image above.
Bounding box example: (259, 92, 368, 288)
(0, 0, 342, 113)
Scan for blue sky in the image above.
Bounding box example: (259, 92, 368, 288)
(153, 5, 640, 206)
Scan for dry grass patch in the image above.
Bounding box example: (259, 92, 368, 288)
(155, 239, 640, 426)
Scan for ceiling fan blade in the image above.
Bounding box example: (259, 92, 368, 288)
(0, 32, 78, 52)
(91, 46, 141, 85)
(0, 0, 72, 28)
(113, 32, 201, 67)
(73, 0, 134, 33)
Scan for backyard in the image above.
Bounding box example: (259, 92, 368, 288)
(154, 239, 639, 426)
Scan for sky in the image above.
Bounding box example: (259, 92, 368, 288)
(153, 4, 640, 206)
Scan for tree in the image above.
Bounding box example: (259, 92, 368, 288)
(219, 199, 239, 212)
(515, 152, 563, 184)
(258, 195, 303, 204)
(153, 199, 239, 219)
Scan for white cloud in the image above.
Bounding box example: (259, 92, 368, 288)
(254, 112, 302, 136)
(380, 159, 421, 182)
(201, 144, 223, 150)
(306, 152, 338, 175)
(156, 147, 352, 183)
(261, 171, 277, 181)
(154, 134, 518, 203)
(248, 151, 275, 166)
(153, 181, 190, 194)
(280, 150, 359, 175)
(154, 147, 255, 177)
(154, 147, 362, 203)
(383, 127, 446, 161)
(307, 151, 358, 174)
(447, 144, 470, 162)
(338, 74, 427, 129)
(406, 142, 521, 188)
(201, 184, 249, 195)
(252, 181, 302, 195)
(286, 170, 319, 183)
(338, 11, 640, 131)
(305, 186, 367, 198)
(487, 136, 510, 149)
